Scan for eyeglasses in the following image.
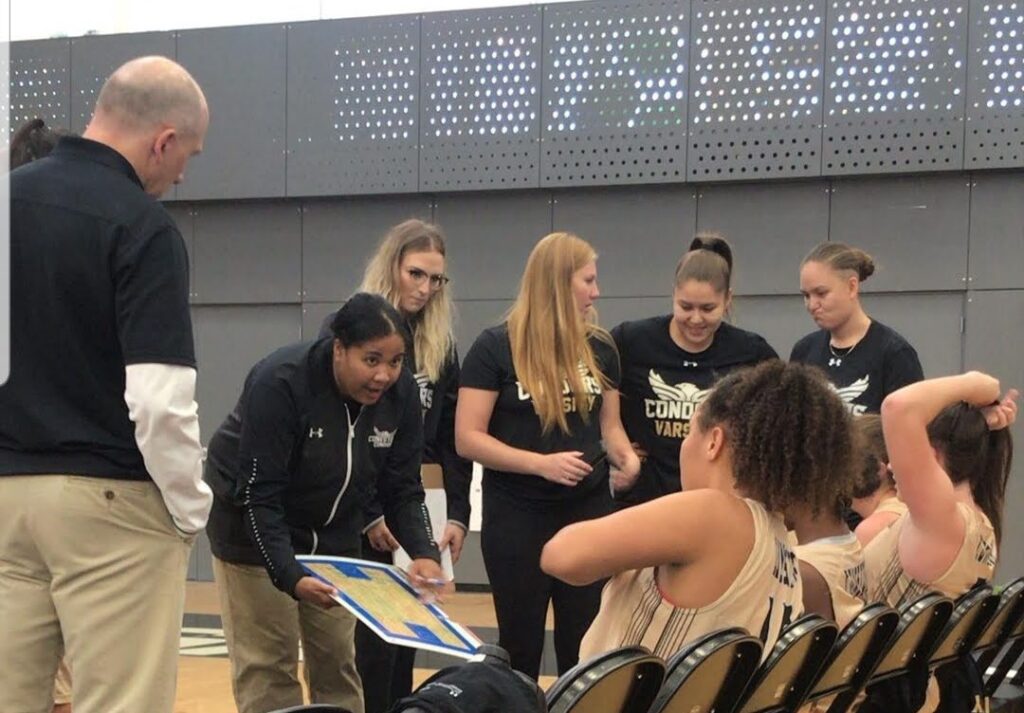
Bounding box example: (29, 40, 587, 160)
(405, 267, 450, 290)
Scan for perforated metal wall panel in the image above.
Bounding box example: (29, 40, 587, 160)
(688, 0, 826, 180)
(823, 0, 969, 174)
(69, 32, 177, 134)
(965, 0, 1024, 168)
(288, 16, 420, 196)
(9, 40, 70, 132)
(176, 25, 287, 200)
(541, 0, 689, 187)
(420, 6, 542, 190)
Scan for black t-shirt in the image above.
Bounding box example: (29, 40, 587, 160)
(789, 320, 924, 415)
(0, 137, 195, 480)
(460, 324, 620, 504)
(612, 317, 778, 500)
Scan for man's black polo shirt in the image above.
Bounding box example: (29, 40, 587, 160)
(0, 137, 195, 480)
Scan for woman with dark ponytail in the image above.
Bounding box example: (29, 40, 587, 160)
(610, 233, 777, 503)
(857, 373, 1016, 713)
(792, 242, 923, 415)
(865, 373, 1016, 606)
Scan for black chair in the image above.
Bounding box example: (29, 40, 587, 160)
(795, 604, 899, 711)
(646, 628, 763, 713)
(825, 592, 953, 713)
(733, 615, 838, 713)
(545, 646, 665, 713)
(980, 578, 1024, 698)
(926, 584, 999, 672)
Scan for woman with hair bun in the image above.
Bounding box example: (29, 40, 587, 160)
(611, 233, 777, 504)
(791, 242, 923, 416)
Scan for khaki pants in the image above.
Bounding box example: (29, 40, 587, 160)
(52, 659, 72, 705)
(213, 557, 364, 713)
(0, 475, 192, 713)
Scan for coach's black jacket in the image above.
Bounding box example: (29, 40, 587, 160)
(204, 337, 439, 596)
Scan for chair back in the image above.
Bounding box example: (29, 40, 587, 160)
(735, 615, 839, 713)
(545, 646, 665, 713)
(647, 628, 763, 713)
(928, 584, 998, 669)
(868, 592, 953, 683)
(974, 578, 1024, 656)
(801, 604, 899, 705)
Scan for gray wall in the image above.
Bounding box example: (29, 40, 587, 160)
(172, 171, 1024, 583)
(7, 0, 1023, 586)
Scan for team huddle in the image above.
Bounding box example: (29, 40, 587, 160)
(0, 56, 1017, 713)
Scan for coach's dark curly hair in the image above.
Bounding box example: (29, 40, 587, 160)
(927, 402, 1012, 547)
(697, 360, 858, 517)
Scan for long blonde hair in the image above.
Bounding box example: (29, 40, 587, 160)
(359, 219, 454, 383)
(507, 232, 613, 435)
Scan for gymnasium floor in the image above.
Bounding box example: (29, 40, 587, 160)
(173, 582, 554, 712)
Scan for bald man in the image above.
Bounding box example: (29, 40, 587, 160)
(0, 56, 212, 713)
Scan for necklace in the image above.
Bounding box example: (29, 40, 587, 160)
(827, 339, 859, 368)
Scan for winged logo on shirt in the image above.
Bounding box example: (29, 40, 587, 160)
(830, 376, 870, 415)
(649, 371, 711, 404)
(644, 370, 711, 439)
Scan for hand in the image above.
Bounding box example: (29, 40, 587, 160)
(438, 522, 467, 564)
(631, 441, 649, 463)
(407, 557, 454, 603)
(610, 449, 642, 493)
(367, 520, 400, 552)
(982, 389, 1019, 431)
(963, 371, 1002, 407)
(294, 576, 339, 609)
(536, 451, 592, 486)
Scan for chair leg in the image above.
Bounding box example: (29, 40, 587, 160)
(985, 640, 1024, 698)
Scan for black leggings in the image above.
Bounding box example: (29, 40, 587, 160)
(481, 484, 613, 679)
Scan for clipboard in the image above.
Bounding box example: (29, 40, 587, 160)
(297, 555, 481, 659)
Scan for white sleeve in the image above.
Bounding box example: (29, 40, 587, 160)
(124, 363, 213, 535)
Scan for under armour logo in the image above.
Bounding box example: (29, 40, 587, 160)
(682, 360, 699, 368)
(829, 357, 842, 367)
(308, 427, 324, 439)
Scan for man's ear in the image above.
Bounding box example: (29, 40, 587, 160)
(152, 127, 177, 159)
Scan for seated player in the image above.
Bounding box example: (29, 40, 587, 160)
(541, 360, 857, 660)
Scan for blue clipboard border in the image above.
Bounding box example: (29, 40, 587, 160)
(297, 555, 481, 659)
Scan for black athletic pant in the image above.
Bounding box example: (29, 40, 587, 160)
(481, 484, 614, 680)
(354, 537, 416, 713)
